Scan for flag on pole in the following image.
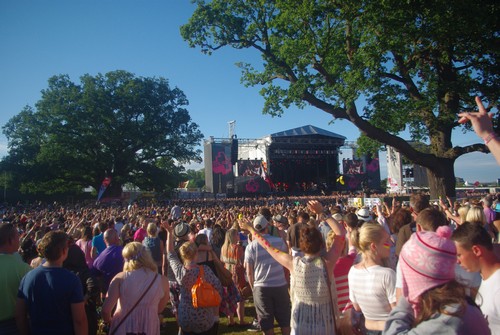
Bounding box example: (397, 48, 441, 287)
(97, 177, 112, 202)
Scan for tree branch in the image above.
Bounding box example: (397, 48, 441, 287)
(452, 143, 490, 156)
(380, 72, 405, 83)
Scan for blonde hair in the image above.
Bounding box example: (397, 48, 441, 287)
(350, 223, 386, 254)
(221, 228, 239, 259)
(326, 230, 347, 257)
(465, 206, 486, 226)
(147, 222, 158, 237)
(457, 205, 470, 224)
(179, 242, 198, 266)
(122, 242, 157, 272)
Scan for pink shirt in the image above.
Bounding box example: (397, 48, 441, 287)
(76, 239, 93, 269)
(334, 250, 356, 313)
(133, 228, 147, 243)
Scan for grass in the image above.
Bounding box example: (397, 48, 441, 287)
(159, 300, 283, 335)
(99, 300, 283, 335)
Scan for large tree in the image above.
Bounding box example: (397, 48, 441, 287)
(2, 70, 203, 196)
(181, 0, 499, 197)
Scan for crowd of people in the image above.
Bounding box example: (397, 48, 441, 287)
(0, 97, 499, 335)
(0, 189, 499, 335)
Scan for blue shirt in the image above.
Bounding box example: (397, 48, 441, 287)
(18, 266, 84, 335)
(91, 233, 106, 255)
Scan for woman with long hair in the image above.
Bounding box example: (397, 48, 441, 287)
(239, 200, 346, 335)
(210, 224, 226, 259)
(142, 222, 165, 274)
(75, 226, 94, 269)
(196, 232, 242, 328)
(467, 205, 496, 241)
(384, 226, 490, 334)
(119, 224, 133, 246)
(102, 242, 169, 335)
(388, 208, 412, 268)
(164, 221, 223, 335)
(348, 223, 396, 334)
(220, 228, 249, 327)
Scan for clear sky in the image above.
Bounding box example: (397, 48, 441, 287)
(0, 1, 498, 183)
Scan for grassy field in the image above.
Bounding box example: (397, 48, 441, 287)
(159, 300, 284, 335)
(100, 300, 283, 335)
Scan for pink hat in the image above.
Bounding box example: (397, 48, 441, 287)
(400, 226, 456, 310)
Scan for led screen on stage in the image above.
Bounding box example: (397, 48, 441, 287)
(237, 160, 262, 177)
(343, 159, 364, 175)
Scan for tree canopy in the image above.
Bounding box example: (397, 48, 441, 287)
(181, 0, 499, 197)
(2, 70, 203, 197)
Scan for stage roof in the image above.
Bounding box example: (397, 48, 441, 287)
(270, 125, 346, 140)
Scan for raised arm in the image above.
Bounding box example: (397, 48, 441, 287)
(458, 96, 500, 165)
(439, 197, 462, 225)
(307, 200, 346, 267)
(163, 220, 174, 253)
(238, 218, 293, 271)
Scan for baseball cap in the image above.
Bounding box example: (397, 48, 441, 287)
(272, 214, 287, 225)
(253, 215, 268, 231)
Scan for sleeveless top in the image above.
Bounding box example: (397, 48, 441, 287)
(109, 269, 163, 335)
(291, 256, 337, 335)
(143, 237, 162, 266)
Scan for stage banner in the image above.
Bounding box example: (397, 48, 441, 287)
(387, 146, 402, 193)
(97, 177, 112, 202)
(348, 198, 363, 208)
(364, 198, 381, 208)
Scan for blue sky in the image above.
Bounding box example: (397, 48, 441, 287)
(0, 1, 498, 183)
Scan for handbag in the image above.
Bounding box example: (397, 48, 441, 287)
(234, 263, 252, 299)
(231, 246, 252, 299)
(234, 263, 247, 289)
(337, 307, 365, 335)
(109, 273, 158, 335)
(192, 266, 222, 308)
(212, 252, 234, 287)
(239, 282, 253, 300)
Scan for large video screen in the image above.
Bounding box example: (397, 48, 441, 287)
(237, 160, 262, 177)
(343, 159, 364, 175)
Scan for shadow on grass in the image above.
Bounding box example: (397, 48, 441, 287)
(160, 300, 284, 335)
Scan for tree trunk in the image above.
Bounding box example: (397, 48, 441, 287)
(426, 158, 456, 199)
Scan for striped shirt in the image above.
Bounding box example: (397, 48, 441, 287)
(245, 234, 287, 287)
(334, 251, 356, 313)
(348, 265, 396, 321)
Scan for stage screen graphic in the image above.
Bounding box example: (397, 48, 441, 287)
(343, 159, 364, 175)
(211, 142, 233, 193)
(237, 160, 263, 177)
(341, 154, 380, 191)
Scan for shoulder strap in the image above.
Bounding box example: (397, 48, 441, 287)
(198, 265, 205, 281)
(110, 273, 158, 335)
(321, 258, 338, 332)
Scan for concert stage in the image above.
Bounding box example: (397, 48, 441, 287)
(204, 125, 350, 195)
